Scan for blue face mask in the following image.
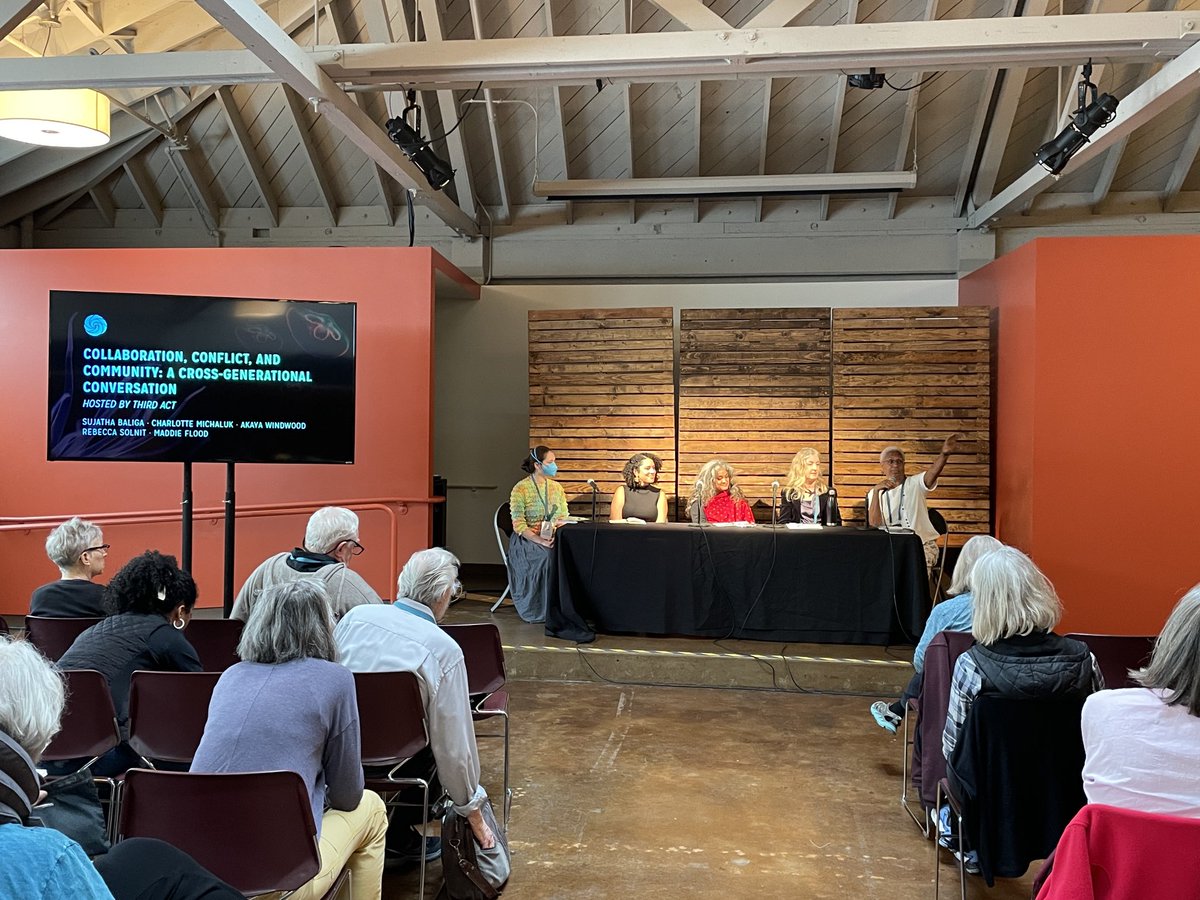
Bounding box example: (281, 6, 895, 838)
(541, 461, 558, 478)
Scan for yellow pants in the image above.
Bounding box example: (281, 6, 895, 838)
(265, 790, 388, 900)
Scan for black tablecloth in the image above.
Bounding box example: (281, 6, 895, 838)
(546, 522, 931, 645)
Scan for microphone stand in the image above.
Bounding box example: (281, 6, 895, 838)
(589, 480, 598, 522)
(770, 481, 779, 528)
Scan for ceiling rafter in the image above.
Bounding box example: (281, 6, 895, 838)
(646, 0, 729, 31)
(215, 85, 279, 227)
(0, 0, 46, 42)
(166, 141, 220, 232)
(747, 0, 820, 29)
(61, 0, 129, 56)
(418, 0, 477, 220)
(124, 154, 164, 226)
(89, 179, 116, 226)
(967, 37, 1200, 228)
(542, 0, 573, 225)
(282, 85, 338, 225)
(193, 0, 479, 236)
(817, 0, 857, 221)
(467, 0, 510, 225)
(1162, 98, 1200, 210)
(887, 0, 939, 220)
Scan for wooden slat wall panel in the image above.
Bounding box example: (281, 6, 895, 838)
(529, 308, 675, 519)
(678, 308, 833, 522)
(832, 306, 993, 546)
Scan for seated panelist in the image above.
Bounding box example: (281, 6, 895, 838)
(689, 459, 755, 525)
(610, 452, 667, 523)
(778, 448, 841, 525)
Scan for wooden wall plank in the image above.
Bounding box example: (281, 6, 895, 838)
(832, 306, 993, 545)
(529, 307, 676, 518)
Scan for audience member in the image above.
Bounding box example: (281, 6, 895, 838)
(231, 506, 381, 622)
(334, 548, 496, 866)
(943, 546, 1101, 760)
(508, 446, 569, 623)
(689, 459, 755, 524)
(192, 580, 387, 900)
(870, 534, 1003, 733)
(30, 517, 108, 618)
(610, 452, 668, 523)
(0, 637, 239, 900)
(57, 551, 200, 776)
(778, 448, 840, 525)
(1081, 584, 1200, 817)
(867, 434, 963, 567)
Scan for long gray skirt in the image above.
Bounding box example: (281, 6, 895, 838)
(507, 532, 552, 623)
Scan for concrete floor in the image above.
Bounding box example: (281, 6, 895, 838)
(384, 679, 1040, 899)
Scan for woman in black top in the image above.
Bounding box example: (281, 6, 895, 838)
(610, 452, 668, 523)
(778, 448, 841, 525)
(57, 550, 201, 775)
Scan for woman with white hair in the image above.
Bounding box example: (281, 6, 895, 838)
(1081, 585, 1200, 816)
(869, 534, 1004, 733)
(0, 638, 240, 900)
(688, 459, 755, 524)
(942, 546, 1101, 760)
(30, 516, 108, 617)
(192, 579, 387, 900)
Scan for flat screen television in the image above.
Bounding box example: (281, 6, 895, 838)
(48, 290, 356, 464)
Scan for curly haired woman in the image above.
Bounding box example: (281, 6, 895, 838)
(610, 452, 668, 523)
(688, 459, 755, 524)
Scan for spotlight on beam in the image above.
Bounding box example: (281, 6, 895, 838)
(847, 68, 885, 90)
(1034, 61, 1119, 175)
(385, 92, 454, 191)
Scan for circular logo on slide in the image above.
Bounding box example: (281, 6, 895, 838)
(83, 314, 108, 337)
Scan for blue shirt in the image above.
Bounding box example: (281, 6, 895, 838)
(0, 823, 113, 899)
(913, 592, 974, 673)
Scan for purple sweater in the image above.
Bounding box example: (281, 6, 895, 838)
(191, 658, 363, 836)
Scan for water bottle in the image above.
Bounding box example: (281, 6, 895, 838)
(826, 488, 838, 526)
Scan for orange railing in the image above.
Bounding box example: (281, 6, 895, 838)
(0, 496, 444, 591)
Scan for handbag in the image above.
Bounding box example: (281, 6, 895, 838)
(437, 799, 510, 900)
(36, 765, 111, 856)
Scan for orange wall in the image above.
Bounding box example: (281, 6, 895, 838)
(0, 247, 444, 614)
(961, 236, 1200, 635)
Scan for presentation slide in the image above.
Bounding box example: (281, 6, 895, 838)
(48, 290, 357, 464)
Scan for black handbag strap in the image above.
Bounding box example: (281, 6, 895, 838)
(0, 730, 39, 826)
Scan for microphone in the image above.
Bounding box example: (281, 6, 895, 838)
(771, 480, 780, 528)
(587, 478, 598, 522)
(586, 479, 597, 491)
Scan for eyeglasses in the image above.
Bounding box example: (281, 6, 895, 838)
(345, 539, 365, 556)
(81, 544, 110, 556)
(451, 579, 464, 600)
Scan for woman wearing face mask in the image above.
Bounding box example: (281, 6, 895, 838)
(610, 452, 668, 524)
(507, 446, 569, 623)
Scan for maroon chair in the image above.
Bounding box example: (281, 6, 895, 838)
(183, 618, 244, 672)
(442, 622, 511, 828)
(1064, 633, 1157, 689)
(0, 617, 10, 635)
(116, 768, 346, 897)
(354, 670, 440, 899)
(24, 615, 103, 662)
(127, 670, 221, 767)
(901, 630, 976, 834)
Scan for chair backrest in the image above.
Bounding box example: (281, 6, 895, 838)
(183, 617, 245, 672)
(127, 670, 222, 765)
(950, 693, 1088, 884)
(0, 617, 9, 635)
(914, 630, 976, 809)
(441, 623, 507, 696)
(1064, 633, 1157, 689)
(495, 501, 513, 544)
(118, 768, 320, 896)
(353, 670, 429, 766)
(927, 507, 949, 537)
(24, 615, 103, 662)
(42, 669, 121, 762)
(1035, 804, 1200, 900)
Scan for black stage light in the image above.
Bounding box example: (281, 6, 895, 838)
(1034, 62, 1119, 175)
(385, 101, 455, 191)
(847, 68, 885, 90)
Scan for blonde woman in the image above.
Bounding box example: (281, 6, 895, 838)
(688, 459, 754, 524)
(778, 448, 841, 525)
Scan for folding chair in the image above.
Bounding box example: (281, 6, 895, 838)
(934, 694, 1087, 899)
(442, 622, 511, 829)
(24, 615, 103, 661)
(354, 670, 442, 900)
(127, 670, 221, 767)
(117, 768, 347, 898)
(1064, 633, 1157, 689)
(41, 668, 122, 839)
(901, 630, 975, 835)
(491, 502, 514, 613)
(184, 617, 245, 672)
(926, 508, 949, 604)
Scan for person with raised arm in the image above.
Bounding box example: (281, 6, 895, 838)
(867, 433, 964, 568)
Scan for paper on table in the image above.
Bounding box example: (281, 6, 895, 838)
(785, 523, 823, 530)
